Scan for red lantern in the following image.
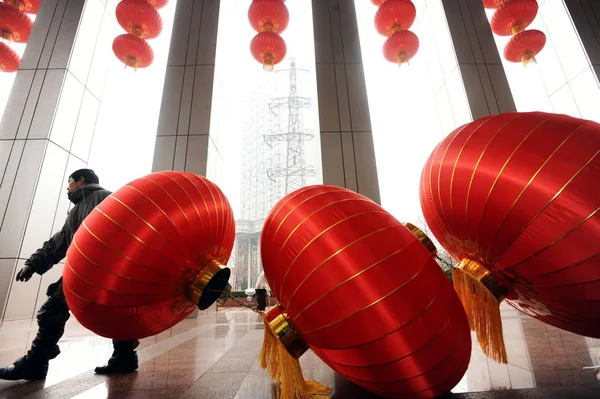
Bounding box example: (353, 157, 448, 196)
(63, 171, 235, 340)
(112, 33, 154, 70)
(504, 29, 546, 65)
(248, 0, 290, 34)
(374, 0, 417, 36)
(259, 185, 471, 399)
(490, 0, 538, 36)
(482, 0, 507, 8)
(383, 30, 419, 65)
(420, 112, 600, 364)
(0, 3, 33, 43)
(116, 0, 163, 40)
(145, 0, 169, 9)
(0, 42, 20, 72)
(250, 31, 286, 71)
(5, 0, 41, 14)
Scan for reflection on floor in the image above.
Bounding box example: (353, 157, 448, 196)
(0, 303, 599, 398)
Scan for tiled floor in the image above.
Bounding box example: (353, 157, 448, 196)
(0, 304, 599, 398)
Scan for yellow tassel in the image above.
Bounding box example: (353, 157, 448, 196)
(452, 259, 508, 364)
(260, 314, 332, 399)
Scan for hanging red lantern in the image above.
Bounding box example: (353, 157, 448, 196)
(259, 185, 471, 399)
(482, 0, 507, 8)
(0, 42, 20, 72)
(420, 112, 600, 364)
(63, 171, 235, 340)
(250, 31, 286, 72)
(5, 0, 41, 14)
(145, 0, 169, 9)
(116, 0, 163, 40)
(0, 3, 33, 43)
(248, 0, 290, 34)
(490, 0, 538, 36)
(112, 33, 154, 70)
(374, 0, 417, 36)
(504, 29, 546, 65)
(383, 29, 419, 65)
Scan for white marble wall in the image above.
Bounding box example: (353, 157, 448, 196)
(0, 0, 115, 321)
(311, 0, 381, 205)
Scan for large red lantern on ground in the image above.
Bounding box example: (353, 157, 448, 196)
(116, 0, 163, 39)
(0, 2, 33, 43)
(374, 0, 416, 36)
(248, 0, 289, 34)
(0, 41, 20, 72)
(250, 31, 286, 71)
(63, 171, 235, 340)
(260, 185, 471, 399)
(504, 29, 546, 65)
(420, 112, 600, 364)
(490, 0, 538, 36)
(112, 33, 154, 70)
(5, 0, 41, 14)
(383, 30, 419, 65)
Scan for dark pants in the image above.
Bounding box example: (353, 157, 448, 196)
(256, 288, 268, 311)
(27, 281, 139, 363)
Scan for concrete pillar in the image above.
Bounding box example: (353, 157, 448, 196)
(311, 0, 381, 204)
(563, 0, 600, 106)
(416, 0, 516, 134)
(0, 0, 114, 321)
(151, 0, 221, 177)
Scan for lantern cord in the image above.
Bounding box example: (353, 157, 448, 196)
(205, 289, 263, 314)
(260, 315, 331, 399)
(452, 264, 508, 364)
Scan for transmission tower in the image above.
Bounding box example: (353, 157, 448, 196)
(264, 58, 316, 194)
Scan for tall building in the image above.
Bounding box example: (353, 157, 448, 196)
(232, 59, 318, 290)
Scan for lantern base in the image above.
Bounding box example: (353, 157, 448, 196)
(260, 306, 331, 399)
(453, 259, 508, 364)
(264, 306, 308, 358)
(189, 260, 231, 310)
(403, 222, 437, 256)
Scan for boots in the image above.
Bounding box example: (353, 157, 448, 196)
(0, 354, 51, 381)
(0, 293, 69, 381)
(95, 340, 140, 375)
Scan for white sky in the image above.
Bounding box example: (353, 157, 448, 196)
(1, 0, 599, 226)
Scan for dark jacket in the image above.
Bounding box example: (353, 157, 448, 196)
(26, 184, 111, 295)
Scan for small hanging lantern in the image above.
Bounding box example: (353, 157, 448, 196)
(0, 41, 20, 72)
(383, 30, 420, 66)
(0, 2, 33, 43)
(250, 31, 287, 72)
(503, 29, 546, 66)
(116, 0, 164, 39)
(490, 0, 539, 36)
(112, 33, 155, 71)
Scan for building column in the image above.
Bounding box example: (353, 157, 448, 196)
(564, 0, 600, 83)
(151, 0, 221, 177)
(418, 0, 516, 134)
(0, 0, 114, 321)
(311, 0, 381, 205)
(151, 0, 221, 316)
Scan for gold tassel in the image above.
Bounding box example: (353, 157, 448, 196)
(260, 310, 331, 399)
(452, 259, 508, 364)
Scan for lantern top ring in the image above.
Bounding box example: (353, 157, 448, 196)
(263, 306, 308, 358)
(404, 222, 438, 256)
(189, 260, 231, 310)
